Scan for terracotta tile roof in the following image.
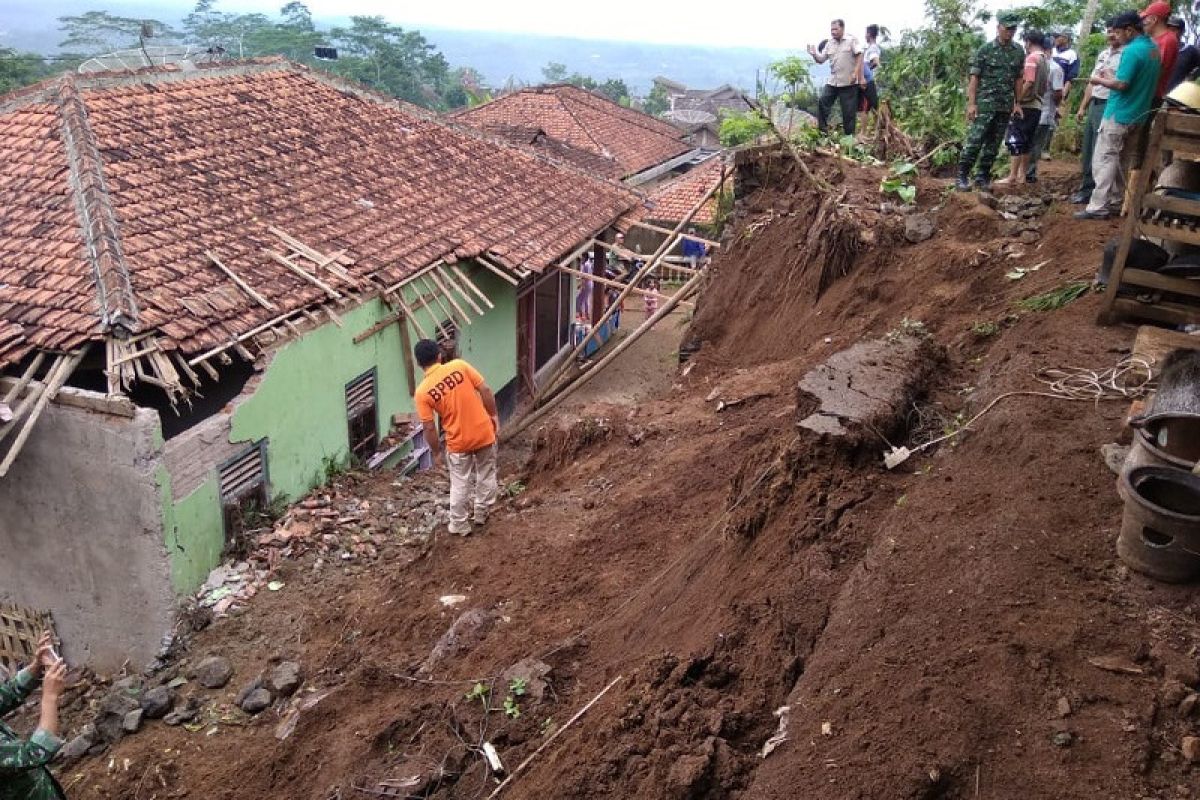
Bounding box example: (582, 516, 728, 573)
(643, 157, 726, 226)
(452, 85, 691, 178)
(482, 124, 626, 180)
(0, 62, 639, 369)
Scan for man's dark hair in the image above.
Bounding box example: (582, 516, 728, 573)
(1022, 28, 1044, 45)
(414, 339, 441, 368)
(1109, 11, 1143, 31)
(832, 18, 845, 28)
(867, 24, 879, 39)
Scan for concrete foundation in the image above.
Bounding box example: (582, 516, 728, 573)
(0, 389, 175, 671)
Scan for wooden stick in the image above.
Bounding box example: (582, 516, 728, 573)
(323, 305, 343, 328)
(0, 351, 83, 477)
(428, 270, 473, 324)
(534, 168, 724, 404)
(266, 251, 342, 300)
(439, 267, 486, 316)
(2, 352, 46, 406)
(505, 268, 705, 441)
(108, 342, 160, 368)
(353, 311, 402, 345)
(476, 256, 520, 286)
(420, 275, 457, 327)
(627, 219, 721, 248)
(397, 311, 416, 397)
(206, 251, 277, 311)
(484, 676, 623, 800)
(555, 239, 598, 270)
(395, 296, 429, 339)
(451, 264, 495, 309)
(557, 265, 692, 306)
(171, 351, 202, 388)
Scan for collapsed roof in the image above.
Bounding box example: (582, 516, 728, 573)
(0, 60, 641, 373)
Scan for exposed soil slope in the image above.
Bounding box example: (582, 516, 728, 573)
(45, 151, 1200, 800)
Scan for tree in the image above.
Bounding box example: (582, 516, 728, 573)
(769, 56, 817, 111)
(325, 16, 465, 109)
(183, 0, 273, 59)
(718, 109, 771, 147)
(643, 83, 670, 116)
(58, 11, 179, 56)
(0, 49, 51, 94)
(596, 78, 630, 105)
(542, 62, 568, 83)
(877, 0, 986, 159)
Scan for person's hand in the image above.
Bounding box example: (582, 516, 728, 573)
(966, 103, 978, 122)
(431, 450, 445, 470)
(1076, 107, 1085, 122)
(30, 632, 56, 677)
(1012, 105, 1024, 119)
(807, 44, 817, 56)
(41, 661, 66, 702)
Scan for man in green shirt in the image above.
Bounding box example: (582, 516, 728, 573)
(1076, 11, 1162, 219)
(957, 11, 1025, 191)
(1, 632, 68, 799)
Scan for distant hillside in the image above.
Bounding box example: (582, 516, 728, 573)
(0, 2, 792, 95)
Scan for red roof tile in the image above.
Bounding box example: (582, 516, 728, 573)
(452, 85, 691, 178)
(0, 62, 639, 368)
(641, 157, 726, 227)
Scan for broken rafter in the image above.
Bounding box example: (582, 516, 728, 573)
(428, 269, 473, 324)
(206, 250, 277, 311)
(557, 265, 693, 307)
(2, 353, 47, 407)
(476, 256, 521, 286)
(419, 274, 458, 327)
(268, 227, 355, 280)
(438, 266, 486, 316)
(451, 264, 495, 309)
(0, 350, 85, 478)
(393, 295, 429, 339)
(627, 219, 721, 248)
(266, 250, 342, 300)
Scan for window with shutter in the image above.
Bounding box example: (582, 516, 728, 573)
(346, 369, 378, 463)
(218, 441, 269, 545)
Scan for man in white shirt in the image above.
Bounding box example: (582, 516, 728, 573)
(809, 18, 865, 135)
(1071, 25, 1123, 203)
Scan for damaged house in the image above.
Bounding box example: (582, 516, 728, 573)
(0, 59, 638, 669)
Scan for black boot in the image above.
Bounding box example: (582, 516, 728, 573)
(955, 166, 971, 192)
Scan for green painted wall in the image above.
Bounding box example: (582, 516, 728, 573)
(161, 262, 517, 593)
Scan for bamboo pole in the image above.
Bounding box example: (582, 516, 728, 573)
(266, 251, 342, 300)
(532, 167, 725, 404)
(503, 268, 705, 442)
(395, 296, 429, 339)
(557, 265, 692, 306)
(627, 219, 721, 248)
(2, 352, 46, 406)
(476, 256, 520, 286)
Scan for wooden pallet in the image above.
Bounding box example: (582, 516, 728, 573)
(1100, 109, 1200, 327)
(0, 603, 54, 673)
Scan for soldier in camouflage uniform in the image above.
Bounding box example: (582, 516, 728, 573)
(1, 632, 67, 800)
(957, 11, 1026, 190)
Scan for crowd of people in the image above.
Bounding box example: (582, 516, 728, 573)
(953, 2, 1194, 221)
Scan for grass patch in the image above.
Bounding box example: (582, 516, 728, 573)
(1016, 281, 1091, 313)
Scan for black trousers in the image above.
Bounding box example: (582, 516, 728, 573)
(818, 84, 859, 136)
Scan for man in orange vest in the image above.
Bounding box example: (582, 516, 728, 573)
(414, 340, 500, 536)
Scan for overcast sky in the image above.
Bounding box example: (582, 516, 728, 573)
(219, 0, 1026, 50)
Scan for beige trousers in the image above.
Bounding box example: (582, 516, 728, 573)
(447, 444, 498, 533)
(1086, 119, 1136, 215)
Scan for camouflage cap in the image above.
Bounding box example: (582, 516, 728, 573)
(997, 11, 1021, 29)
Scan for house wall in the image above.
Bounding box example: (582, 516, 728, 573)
(163, 262, 517, 594)
(0, 395, 175, 671)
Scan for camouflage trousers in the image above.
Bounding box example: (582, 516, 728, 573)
(958, 107, 1010, 180)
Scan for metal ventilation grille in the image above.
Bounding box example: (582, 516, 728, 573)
(219, 445, 265, 501)
(346, 371, 376, 416)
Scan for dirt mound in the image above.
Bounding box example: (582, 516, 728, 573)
(57, 153, 1200, 800)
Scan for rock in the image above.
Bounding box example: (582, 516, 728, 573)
(1052, 731, 1074, 748)
(163, 700, 199, 727)
(419, 608, 499, 674)
(195, 655, 234, 689)
(141, 686, 174, 719)
(60, 725, 97, 761)
(111, 675, 144, 699)
(1183, 736, 1200, 763)
(239, 687, 273, 715)
(270, 662, 304, 697)
(1180, 693, 1199, 718)
(904, 213, 936, 244)
(122, 709, 143, 733)
(1101, 443, 1130, 475)
(1056, 697, 1072, 718)
(96, 692, 141, 743)
(1019, 230, 1041, 244)
(500, 658, 552, 703)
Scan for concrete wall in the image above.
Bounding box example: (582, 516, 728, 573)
(0, 393, 175, 671)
